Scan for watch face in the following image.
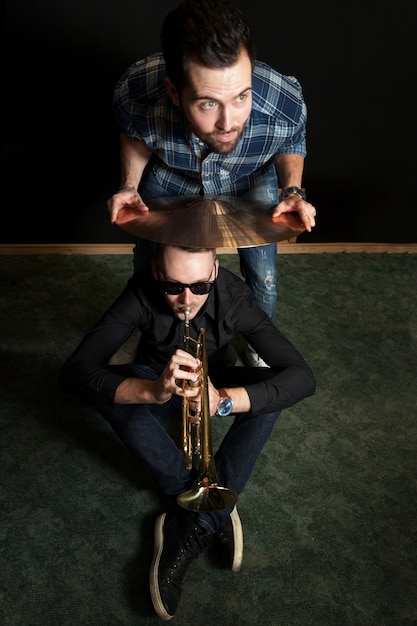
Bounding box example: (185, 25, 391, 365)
(218, 397, 233, 417)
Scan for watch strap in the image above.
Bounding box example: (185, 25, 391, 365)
(279, 186, 306, 201)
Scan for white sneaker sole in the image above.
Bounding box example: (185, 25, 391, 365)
(230, 506, 244, 572)
(243, 346, 270, 368)
(149, 513, 173, 621)
(109, 329, 140, 365)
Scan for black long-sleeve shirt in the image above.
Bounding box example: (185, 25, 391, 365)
(60, 266, 316, 414)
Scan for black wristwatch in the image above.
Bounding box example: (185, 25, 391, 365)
(216, 388, 234, 417)
(279, 186, 306, 201)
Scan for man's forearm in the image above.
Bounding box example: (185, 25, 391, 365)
(274, 154, 305, 189)
(119, 133, 152, 190)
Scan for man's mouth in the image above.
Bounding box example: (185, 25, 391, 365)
(215, 131, 236, 143)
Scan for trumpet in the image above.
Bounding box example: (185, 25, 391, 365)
(177, 307, 238, 512)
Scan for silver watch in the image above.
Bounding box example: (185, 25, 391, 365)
(279, 186, 306, 201)
(216, 388, 233, 417)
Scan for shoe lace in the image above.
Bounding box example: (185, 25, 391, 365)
(166, 525, 212, 585)
(185, 525, 213, 557)
(217, 520, 232, 546)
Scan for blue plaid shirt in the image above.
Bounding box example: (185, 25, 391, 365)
(113, 53, 307, 195)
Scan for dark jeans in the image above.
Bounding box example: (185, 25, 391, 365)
(100, 364, 281, 534)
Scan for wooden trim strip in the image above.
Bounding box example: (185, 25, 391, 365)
(0, 242, 416, 255)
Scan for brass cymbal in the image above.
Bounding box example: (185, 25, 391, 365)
(115, 195, 305, 248)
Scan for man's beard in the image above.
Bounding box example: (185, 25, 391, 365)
(198, 125, 245, 154)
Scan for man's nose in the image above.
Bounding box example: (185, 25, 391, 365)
(216, 106, 232, 131)
(179, 287, 193, 303)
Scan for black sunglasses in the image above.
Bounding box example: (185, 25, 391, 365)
(157, 261, 216, 296)
(159, 280, 215, 296)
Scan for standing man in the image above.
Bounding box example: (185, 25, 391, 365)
(60, 244, 316, 620)
(107, 0, 316, 365)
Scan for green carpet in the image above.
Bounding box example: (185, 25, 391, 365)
(1, 253, 416, 625)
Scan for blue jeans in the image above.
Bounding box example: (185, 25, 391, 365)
(136, 168, 279, 321)
(100, 364, 281, 534)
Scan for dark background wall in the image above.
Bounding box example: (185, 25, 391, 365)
(4, 0, 416, 244)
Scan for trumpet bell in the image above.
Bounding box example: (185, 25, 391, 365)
(177, 482, 238, 512)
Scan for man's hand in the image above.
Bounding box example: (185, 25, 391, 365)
(175, 375, 228, 425)
(158, 351, 226, 422)
(107, 187, 149, 224)
(154, 349, 201, 405)
(272, 196, 317, 232)
(113, 349, 200, 405)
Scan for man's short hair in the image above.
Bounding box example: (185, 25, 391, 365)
(155, 244, 216, 266)
(161, 0, 255, 90)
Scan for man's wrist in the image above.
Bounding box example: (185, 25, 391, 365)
(216, 388, 234, 417)
(279, 186, 306, 201)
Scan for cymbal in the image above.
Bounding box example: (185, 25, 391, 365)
(115, 195, 305, 248)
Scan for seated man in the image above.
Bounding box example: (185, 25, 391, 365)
(60, 244, 316, 620)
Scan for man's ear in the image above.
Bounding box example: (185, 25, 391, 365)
(165, 76, 181, 106)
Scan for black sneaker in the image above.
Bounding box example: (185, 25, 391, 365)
(150, 511, 213, 620)
(216, 506, 243, 572)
